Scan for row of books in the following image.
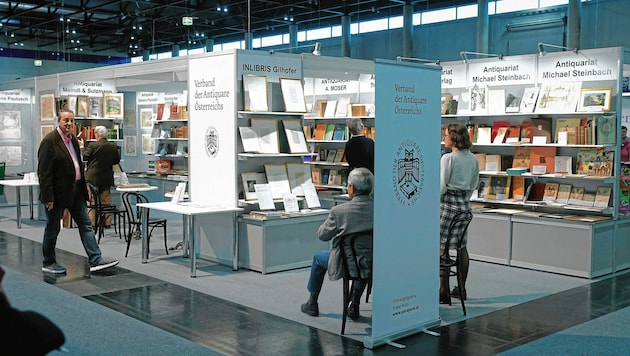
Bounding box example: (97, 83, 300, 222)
(476, 175, 612, 208)
(476, 146, 614, 177)
(312, 146, 346, 164)
(453, 114, 617, 146)
(311, 167, 348, 186)
(156, 142, 188, 156)
(151, 125, 189, 139)
(56, 93, 124, 119)
(314, 99, 371, 118)
(76, 124, 122, 141)
(305, 123, 375, 141)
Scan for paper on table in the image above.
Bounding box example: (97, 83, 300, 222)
(254, 183, 275, 210)
(282, 193, 300, 213)
(302, 182, 321, 209)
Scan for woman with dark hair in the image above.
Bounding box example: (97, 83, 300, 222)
(439, 123, 479, 303)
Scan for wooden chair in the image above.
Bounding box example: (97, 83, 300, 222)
(122, 192, 168, 258)
(86, 183, 125, 242)
(440, 211, 473, 316)
(339, 229, 373, 334)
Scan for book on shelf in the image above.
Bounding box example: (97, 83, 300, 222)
(332, 124, 345, 140)
(487, 89, 506, 115)
(512, 146, 530, 168)
(568, 186, 585, 205)
(493, 126, 508, 144)
(530, 146, 556, 174)
(313, 123, 326, 140)
(441, 93, 453, 115)
(476, 126, 492, 144)
(475, 153, 487, 172)
(519, 87, 540, 113)
(326, 149, 337, 163)
(556, 183, 572, 204)
(485, 154, 501, 172)
(576, 147, 614, 177)
(580, 191, 596, 207)
(543, 182, 560, 202)
(554, 156, 573, 174)
(303, 125, 312, 140)
(520, 121, 532, 143)
(563, 215, 611, 222)
(527, 182, 547, 201)
(487, 175, 511, 200)
(323, 124, 335, 140)
(505, 89, 522, 113)
(323, 100, 337, 117)
(506, 167, 529, 175)
(620, 189, 630, 214)
(238, 127, 261, 153)
(511, 175, 526, 200)
(555, 118, 582, 144)
(311, 167, 322, 184)
(334, 149, 345, 163)
(335, 97, 350, 117)
(505, 124, 521, 143)
(475, 177, 489, 199)
(529, 117, 552, 143)
(321, 169, 330, 186)
(89, 95, 103, 118)
(535, 82, 582, 113)
(594, 186, 612, 208)
(596, 113, 616, 145)
(491, 121, 509, 143)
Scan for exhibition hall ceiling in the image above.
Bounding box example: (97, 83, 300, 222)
(0, 0, 475, 57)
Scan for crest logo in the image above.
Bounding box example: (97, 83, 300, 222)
(205, 126, 219, 158)
(392, 140, 424, 206)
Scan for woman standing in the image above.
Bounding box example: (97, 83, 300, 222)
(439, 123, 479, 303)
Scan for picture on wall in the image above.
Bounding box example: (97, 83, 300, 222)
(141, 134, 155, 154)
(123, 108, 136, 127)
(0, 146, 22, 166)
(40, 93, 55, 121)
(140, 108, 154, 129)
(40, 125, 54, 141)
(124, 135, 137, 156)
(0, 111, 21, 139)
(104, 92, 124, 118)
(279, 78, 307, 113)
(242, 74, 268, 112)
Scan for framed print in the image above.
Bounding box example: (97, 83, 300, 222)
(250, 118, 279, 154)
(241, 172, 267, 200)
(40, 93, 56, 121)
(238, 126, 261, 153)
(577, 88, 612, 112)
(141, 134, 155, 154)
(286, 163, 312, 196)
(0, 111, 21, 139)
(243, 74, 268, 112)
(89, 95, 103, 118)
(279, 78, 307, 113)
(140, 108, 154, 129)
(40, 124, 54, 141)
(124, 135, 137, 156)
(535, 82, 582, 113)
(104, 92, 124, 118)
(123, 108, 136, 127)
(0, 146, 22, 166)
(76, 96, 89, 117)
(282, 119, 308, 153)
(264, 164, 292, 199)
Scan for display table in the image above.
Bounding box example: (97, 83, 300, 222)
(238, 210, 330, 274)
(136, 201, 242, 277)
(0, 178, 38, 228)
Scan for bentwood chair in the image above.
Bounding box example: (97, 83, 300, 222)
(439, 211, 473, 316)
(122, 192, 168, 258)
(87, 183, 125, 243)
(339, 229, 373, 334)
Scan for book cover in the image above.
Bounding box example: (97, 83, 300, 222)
(476, 177, 489, 199)
(530, 118, 552, 143)
(477, 126, 492, 144)
(156, 103, 165, 120)
(543, 182, 560, 202)
(555, 118, 582, 144)
(519, 87, 540, 113)
(89, 96, 103, 118)
(311, 167, 321, 184)
(493, 126, 508, 144)
(314, 123, 326, 140)
(594, 186, 612, 208)
(475, 153, 487, 171)
(491, 121, 509, 143)
(485, 154, 502, 172)
(512, 146, 530, 168)
(528, 182, 547, 201)
(596, 113, 616, 145)
(530, 146, 557, 174)
(488, 89, 505, 115)
(334, 149, 345, 163)
(511, 175, 525, 200)
(323, 124, 335, 140)
(505, 124, 521, 143)
(581, 191, 596, 207)
(576, 147, 614, 176)
(520, 121, 532, 143)
(332, 124, 345, 140)
(554, 156, 573, 174)
(568, 186, 585, 205)
(487, 175, 511, 200)
(326, 149, 337, 163)
(323, 100, 337, 117)
(556, 184, 572, 204)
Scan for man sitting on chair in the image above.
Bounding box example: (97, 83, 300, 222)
(300, 167, 374, 320)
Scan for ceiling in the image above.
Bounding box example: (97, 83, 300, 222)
(0, 0, 475, 58)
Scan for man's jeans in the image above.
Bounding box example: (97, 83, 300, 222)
(307, 250, 367, 302)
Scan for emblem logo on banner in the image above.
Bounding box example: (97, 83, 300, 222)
(393, 140, 424, 206)
(204, 125, 219, 158)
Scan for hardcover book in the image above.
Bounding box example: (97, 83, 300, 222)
(313, 123, 327, 140)
(511, 176, 525, 200)
(512, 146, 530, 168)
(323, 124, 335, 140)
(568, 186, 586, 205)
(556, 184, 572, 204)
(594, 186, 612, 208)
(530, 146, 556, 174)
(543, 183, 560, 202)
(476, 126, 492, 144)
(555, 118, 582, 144)
(491, 121, 509, 143)
(487, 175, 511, 201)
(554, 156, 573, 174)
(475, 153, 487, 171)
(505, 124, 521, 143)
(519, 87, 540, 113)
(596, 113, 616, 145)
(485, 154, 502, 172)
(476, 177, 489, 199)
(530, 118, 552, 143)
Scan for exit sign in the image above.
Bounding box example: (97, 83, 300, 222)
(182, 17, 193, 26)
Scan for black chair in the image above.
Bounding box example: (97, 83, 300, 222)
(440, 211, 473, 316)
(122, 192, 168, 258)
(86, 183, 125, 243)
(339, 229, 373, 334)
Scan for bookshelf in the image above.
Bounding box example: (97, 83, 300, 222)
(440, 46, 630, 278)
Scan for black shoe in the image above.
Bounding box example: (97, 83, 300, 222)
(347, 302, 360, 321)
(301, 300, 319, 317)
(451, 286, 467, 300)
(440, 293, 451, 305)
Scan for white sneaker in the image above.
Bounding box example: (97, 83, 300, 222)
(90, 258, 119, 272)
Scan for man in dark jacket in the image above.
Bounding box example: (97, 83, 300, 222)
(301, 168, 374, 320)
(38, 109, 118, 274)
(82, 125, 121, 226)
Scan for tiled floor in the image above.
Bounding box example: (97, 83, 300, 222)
(2, 228, 630, 355)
